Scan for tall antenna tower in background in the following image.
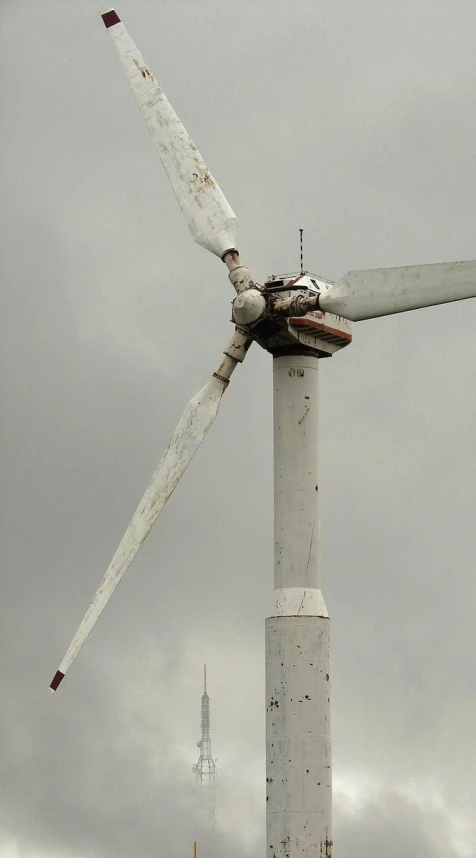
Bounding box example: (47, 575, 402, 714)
(192, 665, 216, 831)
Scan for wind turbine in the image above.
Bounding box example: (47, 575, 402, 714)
(50, 8, 476, 857)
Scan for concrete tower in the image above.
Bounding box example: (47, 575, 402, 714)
(192, 666, 216, 831)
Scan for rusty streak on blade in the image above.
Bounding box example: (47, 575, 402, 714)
(48, 330, 251, 694)
(101, 9, 237, 258)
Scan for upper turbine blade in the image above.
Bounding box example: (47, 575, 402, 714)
(319, 260, 476, 322)
(101, 8, 237, 259)
(50, 329, 252, 692)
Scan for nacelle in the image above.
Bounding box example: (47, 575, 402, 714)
(242, 273, 352, 356)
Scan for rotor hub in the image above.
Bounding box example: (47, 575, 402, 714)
(232, 287, 267, 327)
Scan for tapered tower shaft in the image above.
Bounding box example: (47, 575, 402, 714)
(266, 355, 332, 857)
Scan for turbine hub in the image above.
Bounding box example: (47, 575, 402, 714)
(232, 287, 267, 327)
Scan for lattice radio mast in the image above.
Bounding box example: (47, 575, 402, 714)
(192, 665, 216, 831)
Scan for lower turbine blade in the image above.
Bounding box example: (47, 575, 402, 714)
(50, 329, 251, 692)
(319, 260, 476, 321)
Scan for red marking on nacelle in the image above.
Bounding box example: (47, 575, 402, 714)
(289, 317, 352, 341)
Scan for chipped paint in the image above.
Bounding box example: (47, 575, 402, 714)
(273, 356, 320, 591)
(267, 355, 332, 856)
(52, 13, 476, 856)
(232, 287, 267, 327)
(49, 329, 251, 689)
(271, 588, 329, 618)
(320, 260, 476, 321)
(266, 615, 332, 857)
(103, 14, 237, 258)
(289, 315, 352, 344)
(224, 251, 253, 294)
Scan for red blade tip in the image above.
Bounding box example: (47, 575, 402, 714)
(101, 9, 121, 29)
(49, 670, 65, 693)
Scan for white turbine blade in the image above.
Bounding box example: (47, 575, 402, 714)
(319, 260, 476, 322)
(101, 8, 237, 259)
(50, 329, 252, 692)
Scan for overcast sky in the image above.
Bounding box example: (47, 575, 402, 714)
(1, 1, 475, 856)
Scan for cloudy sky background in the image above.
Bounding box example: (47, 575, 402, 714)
(1, 0, 475, 856)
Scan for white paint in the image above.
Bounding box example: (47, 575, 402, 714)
(52, 329, 251, 684)
(287, 310, 352, 356)
(224, 252, 254, 294)
(320, 260, 476, 321)
(273, 356, 320, 591)
(271, 587, 329, 618)
(104, 17, 237, 259)
(267, 355, 332, 857)
(49, 11, 476, 849)
(232, 288, 267, 326)
(266, 616, 332, 858)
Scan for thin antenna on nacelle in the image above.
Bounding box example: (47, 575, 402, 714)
(299, 228, 304, 274)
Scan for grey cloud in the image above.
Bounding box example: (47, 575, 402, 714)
(1, 1, 475, 856)
(1, 671, 250, 858)
(336, 789, 463, 858)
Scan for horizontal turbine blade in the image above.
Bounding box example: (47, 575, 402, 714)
(319, 260, 476, 321)
(101, 8, 237, 259)
(50, 329, 252, 692)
